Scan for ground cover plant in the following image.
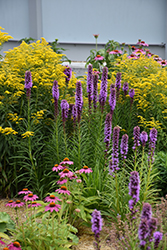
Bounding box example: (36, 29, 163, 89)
(0, 27, 167, 249)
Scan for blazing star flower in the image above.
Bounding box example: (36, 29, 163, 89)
(94, 55, 104, 61)
(120, 134, 129, 160)
(115, 72, 121, 101)
(72, 104, 77, 123)
(61, 99, 69, 124)
(123, 82, 129, 96)
(148, 128, 157, 165)
(109, 126, 120, 175)
(12, 200, 24, 208)
(8, 241, 22, 250)
(45, 194, 61, 203)
(91, 209, 103, 250)
(87, 64, 93, 113)
(63, 66, 72, 84)
(128, 171, 140, 212)
(59, 168, 74, 178)
(5, 200, 14, 207)
(138, 218, 149, 247)
(104, 113, 112, 150)
(52, 80, 59, 118)
(140, 131, 148, 148)
(75, 81, 83, 123)
(99, 66, 108, 112)
(92, 72, 99, 110)
(45, 202, 61, 213)
(60, 157, 74, 165)
(28, 202, 42, 208)
(141, 203, 152, 221)
(0, 237, 5, 245)
(153, 231, 163, 248)
(23, 193, 39, 202)
(109, 49, 123, 55)
(24, 71, 33, 100)
(55, 186, 71, 195)
(52, 164, 64, 172)
(148, 217, 157, 242)
(57, 178, 67, 185)
(109, 84, 116, 115)
(79, 166, 93, 174)
(132, 126, 140, 151)
(18, 188, 32, 195)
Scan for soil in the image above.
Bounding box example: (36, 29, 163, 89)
(0, 199, 115, 250)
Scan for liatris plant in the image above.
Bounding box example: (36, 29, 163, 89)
(132, 126, 140, 170)
(128, 171, 140, 219)
(138, 217, 149, 248)
(109, 126, 120, 176)
(72, 104, 77, 126)
(129, 88, 135, 109)
(24, 70, 33, 100)
(140, 131, 148, 148)
(99, 66, 108, 113)
(87, 64, 93, 114)
(141, 203, 152, 221)
(93, 71, 99, 111)
(109, 84, 116, 117)
(115, 72, 121, 101)
(153, 231, 163, 249)
(148, 128, 157, 166)
(91, 209, 103, 250)
(75, 81, 83, 123)
(61, 99, 69, 129)
(63, 65, 72, 85)
(52, 80, 59, 118)
(123, 82, 129, 96)
(104, 113, 112, 152)
(120, 134, 129, 165)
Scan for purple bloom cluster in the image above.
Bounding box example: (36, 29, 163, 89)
(99, 66, 108, 112)
(104, 113, 112, 150)
(132, 126, 140, 151)
(75, 81, 83, 123)
(120, 134, 129, 160)
(153, 231, 163, 248)
(109, 84, 116, 116)
(52, 80, 59, 118)
(128, 171, 140, 213)
(129, 89, 135, 108)
(91, 209, 103, 250)
(148, 128, 157, 165)
(24, 71, 33, 99)
(64, 65, 72, 84)
(87, 64, 93, 112)
(115, 72, 121, 100)
(140, 131, 148, 148)
(72, 104, 77, 122)
(93, 72, 99, 110)
(109, 126, 120, 175)
(123, 82, 129, 96)
(61, 99, 69, 124)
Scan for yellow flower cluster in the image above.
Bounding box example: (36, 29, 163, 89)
(0, 126, 18, 135)
(8, 113, 24, 124)
(0, 26, 13, 46)
(138, 116, 162, 130)
(31, 110, 46, 124)
(21, 131, 34, 138)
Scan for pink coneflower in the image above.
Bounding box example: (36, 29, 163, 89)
(94, 55, 104, 61)
(8, 241, 22, 250)
(55, 186, 71, 196)
(23, 193, 39, 202)
(76, 179, 82, 183)
(18, 188, 32, 195)
(5, 200, 14, 207)
(45, 194, 61, 203)
(137, 40, 149, 46)
(79, 166, 93, 174)
(60, 157, 73, 165)
(0, 237, 5, 245)
(12, 200, 24, 208)
(28, 202, 42, 208)
(159, 60, 167, 66)
(52, 164, 64, 172)
(93, 34, 99, 38)
(69, 174, 78, 180)
(109, 50, 123, 55)
(57, 178, 67, 185)
(59, 168, 74, 178)
(128, 54, 138, 59)
(45, 202, 61, 213)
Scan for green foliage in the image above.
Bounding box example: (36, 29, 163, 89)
(0, 212, 15, 234)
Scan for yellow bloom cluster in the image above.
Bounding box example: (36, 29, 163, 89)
(0, 26, 13, 46)
(138, 116, 162, 130)
(0, 126, 18, 135)
(21, 131, 34, 138)
(7, 113, 24, 124)
(31, 110, 46, 124)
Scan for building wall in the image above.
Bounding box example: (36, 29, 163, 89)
(0, 0, 167, 62)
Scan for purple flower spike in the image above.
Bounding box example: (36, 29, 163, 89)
(87, 64, 93, 113)
(132, 126, 140, 151)
(148, 128, 157, 165)
(25, 71, 33, 100)
(138, 218, 149, 246)
(61, 99, 69, 124)
(129, 88, 135, 108)
(153, 231, 163, 249)
(91, 209, 103, 250)
(93, 72, 99, 111)
(99, 66, 108, 112)
(123, 82, 129, 96)
(109, 84, 116, 116)
(75, 81, 83, 123)
(72, 104, 77, 122)
(141, 203, 152, 221)
(148, 217, 157, 241)
(120, 134, 129, 160)
(140, 131, 148, 148)
(109, 126, 120, 175)
(128, 171, 140, 207)
(64, 65, 72, 85)
(104, 113, 112, 150)
(115, 72, 121, 100)
(52, 80, 59, 118)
